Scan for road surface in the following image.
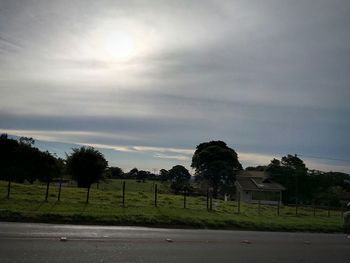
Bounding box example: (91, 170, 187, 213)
(0, 222, 348, 262)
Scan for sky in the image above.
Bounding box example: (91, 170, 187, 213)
(0, 0, 349, 173)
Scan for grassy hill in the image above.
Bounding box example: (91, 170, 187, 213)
(0, 179, 344, 232)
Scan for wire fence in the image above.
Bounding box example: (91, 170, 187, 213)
(0, 179, 346, 218)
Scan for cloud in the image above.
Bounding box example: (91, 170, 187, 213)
(153, 153, 190, 161)
(133, 146, 193, 155)
(0, 0, 349, 173)
(0, 35, 22, 54)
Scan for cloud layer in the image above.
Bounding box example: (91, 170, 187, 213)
(0, 0, 349, 172)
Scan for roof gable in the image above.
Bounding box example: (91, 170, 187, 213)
(238, 170, 270, 178)
(236, 171, 285, 191)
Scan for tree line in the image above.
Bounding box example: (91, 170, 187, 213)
(1, 134, 349, 206)
(264, 155, 350, 206)
(0, 134, 63, 184)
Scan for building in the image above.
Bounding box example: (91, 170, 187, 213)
(340, 192, 350, 206)
(235, 170, 285, 205)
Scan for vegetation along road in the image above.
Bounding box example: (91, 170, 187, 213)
(0, 180, 344, 232)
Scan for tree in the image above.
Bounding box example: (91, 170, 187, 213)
(191, 141, 242, 198)
(66, 147, 108, 203)
(0, 134, 19, 181)
(267, 154, 308, 204)
(0, 134, 64, 199)
(107, 166, 124, 179)
(168, 165, 191, 194)
(308, 170, 350, 206)
(137, 170, 150, 182)
(0, 135, 61, 184)
(159, 169, 169, 181)
(37, 151, 63, 201)
(19, 136, 35, 146)
(127, 168, 139, 179)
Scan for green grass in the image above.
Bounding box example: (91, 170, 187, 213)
(0, 180, 344, 232)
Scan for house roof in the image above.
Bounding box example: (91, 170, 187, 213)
(236, 171, 285, 191)
(340, 192, 350, 201)
(238, 170, 269, 178)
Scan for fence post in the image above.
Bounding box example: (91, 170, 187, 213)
(122, 181, 125, 207)
(86, 186, 90, 203)
(154, 184, 158, 208)
(183, 189, 187, 209)
(313, 200, 316, 217)
(277, 199, 280, 216)
(258, 199, 261, 215)
(237, 191, 241, 214)
(209, 191, 213, 211)
(327, 200, 330, 217)
(45, 179, 50, 201)
(206, 188, 209, 210)
(7, 174, 11, 199)
(58, 179, 62, 201)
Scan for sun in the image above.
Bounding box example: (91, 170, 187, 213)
(102, 31, 135, 61)
(76, 20, 157, 64)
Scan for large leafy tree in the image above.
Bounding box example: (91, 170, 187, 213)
(127, 168, 139, 179)
(66, 147, 108, 202)
(308, 170, 350, 206)
(1, 134, 63, 199)
(191, 141, 242, 198)
(267, 154, 308, 203)
(137, 170, 151, 182)
(168, 165, 191, 194)
(159, 169, 169, 181)
(0, 134, 19, 181)
(0, 134, 61, 184)
(107, 166, 124, 179)
(37, 151, 63, 201)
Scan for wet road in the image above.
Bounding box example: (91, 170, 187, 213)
(0, 222, 349, 262)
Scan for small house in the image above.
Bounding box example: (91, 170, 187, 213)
(235, 171, 285, 205)
(340, 192, 350, 206)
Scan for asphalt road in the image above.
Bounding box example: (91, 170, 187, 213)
(0, 222, 348, 263)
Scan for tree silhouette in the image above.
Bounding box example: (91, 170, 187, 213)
(66, 147, 108, 203)
(191, 140, 242, 198)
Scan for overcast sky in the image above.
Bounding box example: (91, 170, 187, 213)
(0, 0, 349, 173)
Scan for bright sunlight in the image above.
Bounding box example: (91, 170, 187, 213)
(102, 31, 135, 61)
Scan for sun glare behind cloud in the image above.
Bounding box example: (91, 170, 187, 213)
(78, 20, 157, 64)
(102, 31, 135, 61)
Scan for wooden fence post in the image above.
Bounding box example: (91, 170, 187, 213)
(238, 191, 241, 214)
(45, 179, 50, 201)
(122, 181, 126, 207)
(206, 188, 209, 210)
(277, 191, 281, 216)
(154, 184, 158, 208)
(183, 190, 187, 209)
(86, 186, 90, 203)
(57, 179, 62, 201)
(209, 191, 213, 211)
(7, 174, 11, 199)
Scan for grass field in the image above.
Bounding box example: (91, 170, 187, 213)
(0, 179, 344, 232)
